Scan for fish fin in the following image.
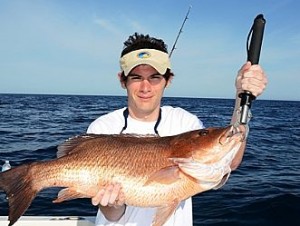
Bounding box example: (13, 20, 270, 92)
(53, 187, 89, 203)
(57, 134, 102, 158)
(171, 157, 231, 189)
(152, 200, 180, 226)
(144, 166, 181, 186)
(0, 165, 39, 226)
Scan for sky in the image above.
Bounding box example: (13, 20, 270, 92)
(0, 0, 299, 101)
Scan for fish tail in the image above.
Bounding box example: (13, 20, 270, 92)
(0, 164, 39, 226)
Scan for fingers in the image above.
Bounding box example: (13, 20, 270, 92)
(106, 183, 122, 207)
(91, 187, 105, 206)
(91, 183, 125, 208)
(239, 61, 252, 72)
(236, 62, 268, 97)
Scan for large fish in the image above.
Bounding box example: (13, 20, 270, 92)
(0, 126, 244, 226)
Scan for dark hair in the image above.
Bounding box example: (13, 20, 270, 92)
(121, 33, 168, 57)
(120, 33, 174, 84)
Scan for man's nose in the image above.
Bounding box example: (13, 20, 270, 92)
(140, 79, 151, 92)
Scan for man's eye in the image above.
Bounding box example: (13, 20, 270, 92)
(149, 75, 163, 81)
(130, 76, 142, 81)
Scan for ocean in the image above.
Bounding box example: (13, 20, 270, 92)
(0, 94, 299, 226)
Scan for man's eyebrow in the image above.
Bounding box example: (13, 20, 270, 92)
(128, 73, 161, 77)
(127, 73, 142, 77)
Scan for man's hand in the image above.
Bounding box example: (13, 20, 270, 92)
(91, 182, 126, 222)
(92, 182, 125, 207)
(236, 61, 268, 97)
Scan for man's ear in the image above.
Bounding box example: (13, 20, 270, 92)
(165, 76, 173, 88)
(118, 72, 126, 89)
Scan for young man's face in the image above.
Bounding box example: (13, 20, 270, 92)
(120, 64, 172, 119)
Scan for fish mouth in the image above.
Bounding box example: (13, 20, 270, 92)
(219, 125, 246, 145)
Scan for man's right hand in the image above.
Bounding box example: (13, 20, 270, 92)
(91, 182, 126, 222)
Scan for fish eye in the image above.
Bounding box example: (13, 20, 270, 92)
(199, 130, 209, 136)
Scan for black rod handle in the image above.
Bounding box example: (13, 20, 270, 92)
(247, 14, 266, 64)
(239, 14, 266, 124)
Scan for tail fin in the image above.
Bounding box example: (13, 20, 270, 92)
(0, 165, 38, 226)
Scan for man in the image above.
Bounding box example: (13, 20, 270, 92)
(87, 33, 268, 225)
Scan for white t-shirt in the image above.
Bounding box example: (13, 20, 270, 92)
(87, 106, 204, 226)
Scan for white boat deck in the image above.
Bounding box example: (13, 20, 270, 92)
(0, 216, 95, 226)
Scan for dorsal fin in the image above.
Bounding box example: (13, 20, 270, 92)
(57, 134, 100, 158)
(57, 133, 160, 158)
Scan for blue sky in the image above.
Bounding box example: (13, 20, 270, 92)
(0, 0, 299, 101)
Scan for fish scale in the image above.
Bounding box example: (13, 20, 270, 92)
(0, 126, 243, 226)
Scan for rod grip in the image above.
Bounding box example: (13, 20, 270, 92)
(247, 14, 266, 64)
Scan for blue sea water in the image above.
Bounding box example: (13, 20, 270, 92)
(0, 94, 299, 226)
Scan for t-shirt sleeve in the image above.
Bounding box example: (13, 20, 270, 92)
(86, 109, 125, 134)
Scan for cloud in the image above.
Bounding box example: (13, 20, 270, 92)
(94, 18, 122, 36)
(126, 19, 146, 33)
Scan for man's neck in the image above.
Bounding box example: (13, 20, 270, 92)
(128, 107, 160, 122)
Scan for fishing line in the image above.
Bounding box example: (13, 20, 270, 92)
(169, 5, 192, 58)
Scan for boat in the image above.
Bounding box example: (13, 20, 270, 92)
(0, 216, 95, 226)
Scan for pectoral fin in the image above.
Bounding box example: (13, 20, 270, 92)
(152, 200, 180, 226)
(144, 166, 181, 186)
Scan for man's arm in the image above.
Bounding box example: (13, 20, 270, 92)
(229, 61, 268, 170)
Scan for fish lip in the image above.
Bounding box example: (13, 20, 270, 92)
(219, 125, 244, 145)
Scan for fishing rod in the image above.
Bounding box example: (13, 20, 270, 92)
(239, 14, 266, 124)
(169, 5, 192, 58)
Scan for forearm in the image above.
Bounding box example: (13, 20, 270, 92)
(229, 61, 267, 171)
(99, 204, 126, 222)
(230, 93, 247, 170)
(230, 141, 246, 170)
